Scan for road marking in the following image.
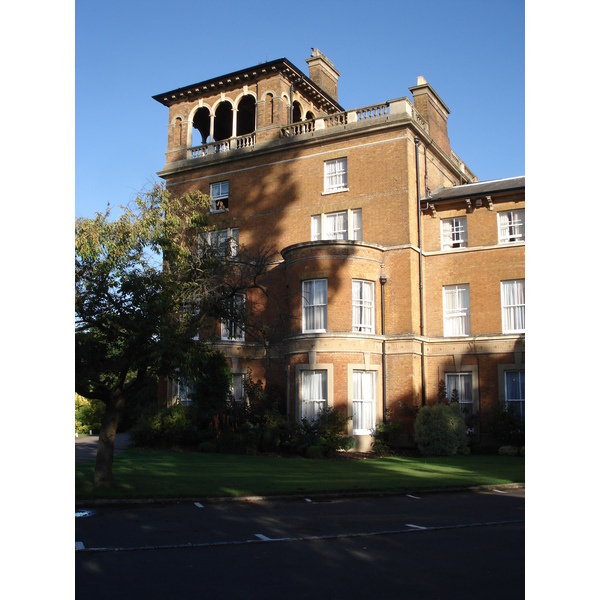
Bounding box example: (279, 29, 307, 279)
(75, 542, 85, 551)
(305, 498, 312, 502)
(406, 494, 421, 500)
(493, 489, 508, 494)
(75, 509, 95, 518)
(194, 502, 204, 508)
(74, 519, 524, 553)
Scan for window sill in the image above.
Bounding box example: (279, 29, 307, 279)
(210, 208, 229, 214)
(322, 188, 349, 196)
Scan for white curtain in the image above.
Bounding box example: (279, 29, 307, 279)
(351, 209, 362, 241)
(302, 370, 327, 421)
(501, 280, 525, 332)
(325, 212, 348, 239)
(303, 280, 327, 331)
(311, 215, 322, 240)
(446, 373, 473, 418)
(325, 159, 347, 191)
(499, 210, 524, 243)
(443, 285, 470, 336)
(353, 371, 375, 432)
(352, 280, 374, 332)
(505, 371, 525, 418)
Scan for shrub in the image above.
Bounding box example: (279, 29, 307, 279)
(498, 445, 519, 456)
(130, 404, 198, 449)
(413, 402, 469, 456)
(490, 402, 525, 447)
(75, 393, 105, 434)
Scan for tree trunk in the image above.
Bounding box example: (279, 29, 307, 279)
(93, 390, 125, 487)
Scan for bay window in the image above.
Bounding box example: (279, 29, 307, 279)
(302, 279, 327, 332)
(352, 280, 374, 333)
(301, 370, 327, 422)
(352, 370, 376, 434)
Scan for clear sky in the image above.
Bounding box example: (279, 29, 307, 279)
(75, 0, 525, 218)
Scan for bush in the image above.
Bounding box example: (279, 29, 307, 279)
(130, 404, 198, 449)
(490, 402, 525, 447)
(498, 445, 519, 456)
(75, 393, 105, 434)
(413, 402, 469, 456)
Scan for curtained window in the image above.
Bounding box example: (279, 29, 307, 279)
(302, 279, 327, 332)
(501, 280, 525, 333)
(441, 217, 468, 249)
(352, 370, 376, 433)
(505, 370, 525, 419)
(445, 372, 474, 419)
(352, 280, 374, 333)
(301, 370, 327, 421)
(443, 284, 471, 336)
(324, 158, 348, 192)
(498, 210, 525, 244)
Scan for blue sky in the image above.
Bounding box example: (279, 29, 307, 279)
(75, 0, 525, 218)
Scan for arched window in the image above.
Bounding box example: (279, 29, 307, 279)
(214, 102, 233, 141)
(192, 107, 210, 145)
(292, 100, 302, 123)
(237, 95, 256, 136)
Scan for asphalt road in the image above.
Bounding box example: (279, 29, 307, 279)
(75, 433, 131, 463)
(76, 488, 525, 599)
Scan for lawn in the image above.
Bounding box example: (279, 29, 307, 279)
(75, 449, 524, 502)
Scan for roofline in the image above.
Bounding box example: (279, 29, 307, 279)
(152, 57, 343, 111)
(428, 176, 525, 202)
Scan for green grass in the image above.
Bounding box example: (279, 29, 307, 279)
(75, 449, 524, 502)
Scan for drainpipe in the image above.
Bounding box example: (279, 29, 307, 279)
(380, 275, 388, 422)
(415, 137, 426, 407)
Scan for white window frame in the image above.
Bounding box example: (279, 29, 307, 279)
(501, 279, 525, 333)
(301, 370, 328, 422)
(221, 293, 245, 341)
(498, 209, 525, 244)
(352, 370, 376, 434)
(210, 181, 229, 212)
(504, 370, 525, 419)
(323, 158, 348, 193)
(229, 373, 246, 403)
(441, 217, 468, 249)
(352, 280, 375, 333)
(445, 372, 474, 419)
(175, 377, 194, 407)
(200, 227, 239, 257)
(302, 279, 327, 333)
(443, 284, 471, 337)
(311, 209, 362, 241)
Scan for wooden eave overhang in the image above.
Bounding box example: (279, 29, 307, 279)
(428, 176, 525, 203)
(152, 57, 344, 114)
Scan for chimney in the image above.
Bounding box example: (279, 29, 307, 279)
(306, 48, 340, 101)
(409, 76, 451, 155)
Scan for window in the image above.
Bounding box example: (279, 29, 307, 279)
(352, 370, 376, 434)
(324, 158, 348, 193)
(501, 279, 525, 333)
(445, 372, 474, 419)
(352, 280, 374, 333)
(498, 209, 525, 243)
(301, 370, 327, 422)
(441, 217, 468, 249)
(443, 284, 471, 336)
(175, 377, 194, 407)
(311, 209, 362, 241)
(210, 181, 229, 212)
(302, 279, 327, 332)
(200, 228, 239, 257)
(229, 373, 245, 403)
(505, 370, 525, 419)
(221, 294, 245, 341)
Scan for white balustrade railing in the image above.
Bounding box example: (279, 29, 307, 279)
(189, 133, 255, 159)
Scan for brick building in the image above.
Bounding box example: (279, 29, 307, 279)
(153, 49, 525, 449)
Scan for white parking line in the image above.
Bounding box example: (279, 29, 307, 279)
(75, 542, 85, 551)
(405, 524, 427, 530)
(406, 494, 421, 500)
(255, 534, 271, 541)
(194, 502, 204, 508)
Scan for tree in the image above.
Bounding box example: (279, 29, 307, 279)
(75, 184, 274, 486)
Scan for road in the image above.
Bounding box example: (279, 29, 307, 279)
(76, 488, 524, 599)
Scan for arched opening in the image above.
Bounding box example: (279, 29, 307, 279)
(237, 95, 256, 136)
(214, 102, 233, 141)
(192, 107, 211, 145)
(306, 111, 315, 121)
(292, 101, 302, 123)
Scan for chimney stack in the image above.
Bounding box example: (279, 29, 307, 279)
(306, 48, 340, 101)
